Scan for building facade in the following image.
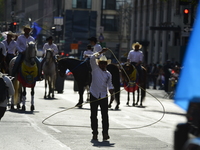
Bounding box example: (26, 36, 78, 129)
(2, 0, 196, 64)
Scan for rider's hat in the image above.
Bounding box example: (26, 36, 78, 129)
(6, 31, 15, 37)
(23, 25, 33, 32)
(46, 36, 53, 41)
(88, 37, 97, 43)
(132, 42, 142, 49)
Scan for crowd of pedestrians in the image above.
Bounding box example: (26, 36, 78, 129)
(146, 60, 181, 95)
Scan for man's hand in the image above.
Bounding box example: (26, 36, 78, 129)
(99, 48, 108, 54)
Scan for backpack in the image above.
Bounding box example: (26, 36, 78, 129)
(0, 76, 8, 103)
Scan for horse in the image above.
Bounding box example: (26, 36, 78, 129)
(0, 48, 9, 74)
(120, 63, 146, 107)
(9, 41, 38, 111)
(42, 49, 57, 99)
(58, 57, 121, 109)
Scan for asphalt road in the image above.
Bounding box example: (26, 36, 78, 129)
(0, 79, 186, 150)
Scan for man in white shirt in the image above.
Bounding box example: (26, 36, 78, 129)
(89, 48, 114, 141)
(127, 42, 144, 81)
(11, 25, 41, 79)
(83, 44, 93, 60)
(0, 72, 15, 120)
(88, 37, 102, 53)
(40, 36, 59, 78)
(2, 31, 17, 65)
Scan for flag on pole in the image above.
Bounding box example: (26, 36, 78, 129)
(31, 22, 42, 39)
(174, 2, 200, 111)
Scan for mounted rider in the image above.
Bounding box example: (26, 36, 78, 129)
(11, 25, 41, 80)
(40, 36, 58, 77)
(127, 42, 144, 82)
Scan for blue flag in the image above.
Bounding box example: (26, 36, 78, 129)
(174, 3, 200, 111)
(31, 22, 42, 39)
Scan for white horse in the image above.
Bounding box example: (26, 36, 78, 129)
(42, 49, 57, 99)
(9, 41, 38, 111)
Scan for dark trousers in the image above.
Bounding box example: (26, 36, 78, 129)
(90, 93, 109, 135)
(0, 107, 6, 121)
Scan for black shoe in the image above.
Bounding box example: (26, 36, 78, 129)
(103, 134, 110, 141)
(92, 134, 98, 140)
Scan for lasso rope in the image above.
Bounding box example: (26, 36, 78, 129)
(42, 48, 166, 129)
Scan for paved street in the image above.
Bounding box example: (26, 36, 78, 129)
(0, 79, 186, 150)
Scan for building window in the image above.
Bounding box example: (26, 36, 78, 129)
(101, 15, 118, 31)
(102, 0, 116, 10)
(72, 0, 91, 9)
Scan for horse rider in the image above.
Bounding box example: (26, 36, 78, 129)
(88, 37, 102, 53)
(89, 48, 114, 141)
(2, 31, 17, 66)
(11, 25, 41, 80)
(40, 36, 58, 77)
(83, 44, 93, 60)
(127, 42, 144, 82)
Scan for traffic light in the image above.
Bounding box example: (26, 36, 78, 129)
(183, 9, 189, 24)
(51, 27, 56, 36)
(8, 22, 17, 32)
(13, 22, 17, 32)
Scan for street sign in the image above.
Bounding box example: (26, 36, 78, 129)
(54, 17, 63, 25)
(70, 43, 78, 50)
(183, 27, 193, 32)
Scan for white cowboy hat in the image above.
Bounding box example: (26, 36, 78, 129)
(96, 55, 111, 65)
(23, 25, 33, 31)
(132, 42, 142, 49)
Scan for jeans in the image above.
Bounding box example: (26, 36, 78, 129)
(90, 93, 109, 135)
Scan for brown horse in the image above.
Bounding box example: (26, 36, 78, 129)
(121, 63, 146, 107)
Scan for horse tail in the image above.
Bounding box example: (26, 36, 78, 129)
(13, 78, 21, 105)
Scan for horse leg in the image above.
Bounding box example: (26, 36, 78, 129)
(30, 87, 35, 111)
(48, 79, 51, 99)
(22, 87, 26, 111)
(114, 92, 120, 110)
(127, 91, 130, 106)
(135, 88, 140, 106)
(132, 91, 136, 106)
(75, 87, 84, 108)
(44, 78, 47, 99)
(86, 85, 90, 102)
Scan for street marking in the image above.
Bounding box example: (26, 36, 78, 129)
(48, 126, 62, 133)
(24, 115, 71, 149)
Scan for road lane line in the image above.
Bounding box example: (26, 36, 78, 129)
(24, 115, 71, 149)
(48, 126, 62, 133)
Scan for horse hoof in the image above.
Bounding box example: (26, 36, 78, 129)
(108, 104, 111, 108)
(75, 103, 82, 108)
(126, 102, 129, 106)
(115, 106, 119, 110)
(132, 103, 135, 106)
(22, 105, 26, 111)
(31, 105, 35, 111)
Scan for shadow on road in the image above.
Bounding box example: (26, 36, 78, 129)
(91, 140, 115, 148)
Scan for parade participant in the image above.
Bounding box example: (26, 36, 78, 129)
(40, 36, 59, 77)
(2, 31, 17, 65)
(0, 72, 14, 120)
(127, 42, 144, 81)
(89, 48, 114, 141)
(83, 44, 93, 60)
(0, 40, 6, 59)
(42, 36, 58, 57)
(88, 37, 102, 53)
(11, 25, 41, 79)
